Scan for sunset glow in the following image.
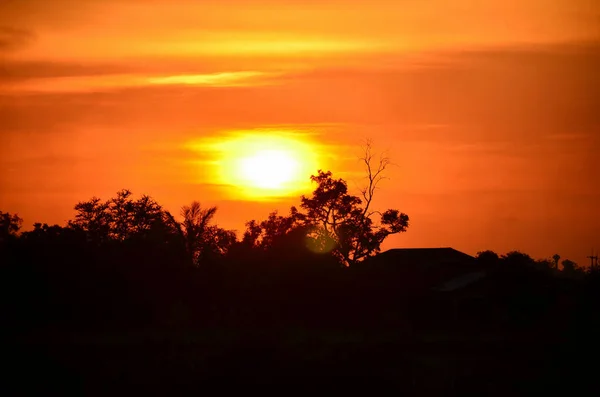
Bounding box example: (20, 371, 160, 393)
(1, 0, 598, 265)
(239, 150, 300, 189)
(3, 2, 600, 388)
(189, 131, 321, 200)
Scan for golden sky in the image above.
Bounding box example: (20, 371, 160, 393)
(1, 0, 599, 264)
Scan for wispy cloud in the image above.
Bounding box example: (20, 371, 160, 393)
(147, 71, 276, 87)
(2, 71, 279, 93)
(0, 26, 34, 52)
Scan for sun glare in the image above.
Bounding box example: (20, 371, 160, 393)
(191, 131, 322, 200)
(239, 149, 300, 189)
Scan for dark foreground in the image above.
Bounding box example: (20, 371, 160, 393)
(4, 311, 600, 395)
(3, 236, 600, 394)
(3, 190, 598, 394)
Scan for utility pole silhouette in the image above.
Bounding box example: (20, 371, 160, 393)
(588, 249, 599, 269)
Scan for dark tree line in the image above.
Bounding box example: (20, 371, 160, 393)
(1, 165, 599, 395)
(0, 151, 413, 328)
(0, 166, 590, 332)
(0, 168, 409, 267)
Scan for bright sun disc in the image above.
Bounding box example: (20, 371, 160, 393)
(238, 149, 300, 189)
(191, 130, 322, 200)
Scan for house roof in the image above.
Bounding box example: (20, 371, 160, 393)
(435, 271, 487, 292)
(363, 248, 480, 290)
(374, 247, 475, 267)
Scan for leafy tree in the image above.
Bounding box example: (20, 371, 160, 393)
(69, 196, 110, 243)
(241, 209, 304, 250)
(476, 250, 500, 268)
(24, 222, 83, 240)
(535, 258, 555, 272)
(500, 251, 542, 276)
(108, 190, 170, 240)
(241, 142, 409, 267)
(69, 190, 180, 244)
(561, 259, 577, 272)
(180, 201, 235, 266)
(0, 211, 22, 243)
(561, 259, 583, 277)
(502, 251, 535, 265)
(19, 223, 88, 262)
(294, 142, 409, 266)
(237, 209, 341, 276)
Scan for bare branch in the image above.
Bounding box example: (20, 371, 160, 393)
(359, 139, 390, 218)
(366, 210, 383, 218)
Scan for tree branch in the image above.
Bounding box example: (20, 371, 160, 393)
(360, 140, 390, 219)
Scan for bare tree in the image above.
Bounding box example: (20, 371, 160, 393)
(298, 140, 409, 266)
(359, 139, 392, 218)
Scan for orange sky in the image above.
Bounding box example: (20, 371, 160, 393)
(1, 0, 599, 265)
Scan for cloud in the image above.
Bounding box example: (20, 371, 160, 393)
(147, 71, 278, 87)
(0, 60, 131, 82)
(0, 26, 34, 52)
(1, 40, 598, 139)
(3, 0, 599, 60)
(1, 70, 280, 93)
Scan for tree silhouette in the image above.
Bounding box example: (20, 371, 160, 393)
(502, 251, 535, 266)
(561, 259, 583, 277)
(552, 254, 561, 270)
(69, 196, 110, 243)
(180, 201, 236, 266)
(241, 143, 409, 267)
(241, 209, 304, 250)
(297, 169, 409, 266)
(69, 190, 180, 244)
(0, 211, 22, 243)
(3, 184, 600, 394)
(476, 250, 500, 267)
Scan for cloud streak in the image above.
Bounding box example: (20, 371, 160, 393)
(147, 71, 278, 87)
(1, 71, 280, 93)
(0, 26, 34, 52)
(4, 1, 598, 62)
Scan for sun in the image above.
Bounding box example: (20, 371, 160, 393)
(191, 130, 322, 200)
(238, 149, 300, 189)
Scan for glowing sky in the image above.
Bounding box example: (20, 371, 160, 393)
(1, 0, 599, 264)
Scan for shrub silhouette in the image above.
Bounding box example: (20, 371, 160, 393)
(1, 173, 599, 394)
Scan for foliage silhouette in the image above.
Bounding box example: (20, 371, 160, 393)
(69, 189, 180, 244)
(296, 170, 409, 266)
(0, 211, 22, 243)
(561, 259, 583, 276)
(552, 253, 561, 270)
(1, 175, 599, 394)
(476, 250, 500, 267)
(239, 143, 409, 266)
(180, 201, 236, 266)
(241, 209, 304, 251)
